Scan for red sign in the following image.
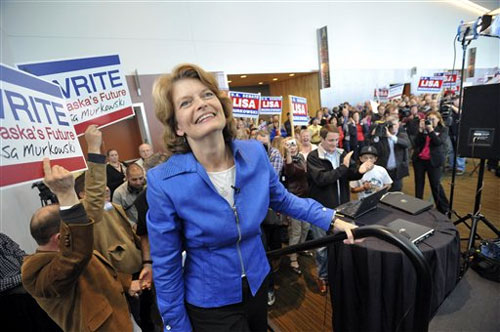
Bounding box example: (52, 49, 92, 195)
(417, 77, 444, 93)
(443, 74, 457, 84)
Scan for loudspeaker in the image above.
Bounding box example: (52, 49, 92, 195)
(458, 83, 500, 159)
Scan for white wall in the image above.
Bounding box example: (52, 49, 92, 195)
(1, 0, 499, 250)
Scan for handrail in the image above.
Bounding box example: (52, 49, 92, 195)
(267, 225, 432, 332)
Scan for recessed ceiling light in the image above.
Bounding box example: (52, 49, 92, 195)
(258, 82, 264, 85)
(272, 78, 278, 81)
(289, 73, 295, 77)
(240, 75, 247, 78)
(227, 80, 232, 83)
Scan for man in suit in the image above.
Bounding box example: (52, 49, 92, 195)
(22, 139, 139, 331)
(371, 115, 410, 191)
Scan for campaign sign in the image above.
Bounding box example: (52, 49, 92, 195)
(375, 88, 389, 101)
(289, 95, 309, 126)
(0, 64, 87, 188)
(388, 84, 404, 100)
(417, 76, 444, 93)
(17, 55, 134, 136)
(260, 96, 282, 115)
(229, 91, 260, 119)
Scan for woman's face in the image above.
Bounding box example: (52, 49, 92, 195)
(286, 140, 298, 156)
(108, 150, 119, 163)
(427, 114, 439, 127)
(330, 117, 338, 126)
(172, 78, 225, 141)
(353, 112, 359, 123)
(300, 130, 311, 144)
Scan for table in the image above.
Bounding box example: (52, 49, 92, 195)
(328, 204, 460, 332)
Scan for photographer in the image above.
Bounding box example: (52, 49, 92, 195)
(412, 111, 450, 214)
(402, 104, 425, 149)
(445, 96, 465, 174)
(370, 115, 410, 191)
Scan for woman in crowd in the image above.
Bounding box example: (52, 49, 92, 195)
(299, 128, 317, 159)
(412, 111, 450, 214)
(280, 137, 310, 275)
(307, 117, 322, 145)
(106, 148, 127, 199)
(329, 116, 344, 148)
(352, 111, 366, 158)
(147, 63, 358, 331)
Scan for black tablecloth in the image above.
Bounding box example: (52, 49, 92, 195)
(328, 204, 460, 332)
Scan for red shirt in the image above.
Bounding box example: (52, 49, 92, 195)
(418, 136, 431, 160)
(356, 124, 365, 142)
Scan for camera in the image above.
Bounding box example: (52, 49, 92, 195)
(439, 101, 453, 127)
(373, 121, 393, 137)
(425, 119, 431, 126)
(286, 139, 297, 148)
(399, 107, 411, 118)
(32, 181, 58, 206)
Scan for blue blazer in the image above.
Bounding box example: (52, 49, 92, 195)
(146, 139, 334, 331)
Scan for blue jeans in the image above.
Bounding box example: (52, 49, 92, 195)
(447, 136, 465, 171)
(309, 225, 328, 280)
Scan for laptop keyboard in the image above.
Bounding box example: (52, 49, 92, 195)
(338, 202, 360, 217)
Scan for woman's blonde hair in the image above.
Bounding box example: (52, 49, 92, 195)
(425, 110, 445, 127)
(279, 136, 302, 158)
(152, 64, 236, 155)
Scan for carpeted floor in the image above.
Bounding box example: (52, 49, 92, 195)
(429, 269, 500, 332)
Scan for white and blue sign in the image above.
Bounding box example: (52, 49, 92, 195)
(17, 55, 134, 135)
(289, 95, 309, 126)
(260, 96, 282, 115)
(229, 91, 261, 119)
(0, 64, 86, 188)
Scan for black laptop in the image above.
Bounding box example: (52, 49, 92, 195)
(336, 187, 388, 219)
(387, 218, 435, 244)
(380, 192, 433, 215)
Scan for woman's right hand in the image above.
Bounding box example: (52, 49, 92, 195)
(333, 218, 358, 244)
(419, 119, 426, 132)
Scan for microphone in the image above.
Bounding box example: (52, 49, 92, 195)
(231, 185, 240, 194)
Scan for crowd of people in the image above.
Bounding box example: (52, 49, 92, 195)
(1, 63, 499, 332)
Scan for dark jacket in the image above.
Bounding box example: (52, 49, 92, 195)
(283, 154, 308, 197)
(371, 127, 410, 180)
(412, 125, 449, 168)
(307, 147, 363, 209)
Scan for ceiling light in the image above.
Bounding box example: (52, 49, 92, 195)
(272, 78, 278, 81)
(258, 82, 264, 85)
(289, 73, 295, 77)
(240, 75, 247, 78)
(451, 0, 490, 15)
(227, 80, 232, 83)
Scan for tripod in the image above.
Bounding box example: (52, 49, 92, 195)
(453, 159, 500, 271)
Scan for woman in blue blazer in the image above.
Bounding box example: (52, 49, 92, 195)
(147, 64, 363, 331)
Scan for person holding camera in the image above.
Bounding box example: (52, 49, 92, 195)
(370, 115, 410, 191)
(412, 111, 450, 214)
(446, 96, 466, 174)
(402, 104, 425, 149)
(281, 137, 310, 275)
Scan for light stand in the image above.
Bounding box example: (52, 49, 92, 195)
(447, 29, 471, 221)
(448, 13, 500, 274)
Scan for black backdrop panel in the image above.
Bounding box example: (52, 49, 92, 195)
(458, 83, 500, 159)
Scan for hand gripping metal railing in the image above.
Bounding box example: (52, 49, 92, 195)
(267, 225, 433, 332)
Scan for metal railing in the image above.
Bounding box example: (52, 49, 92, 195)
(267, 225, 432, 332)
